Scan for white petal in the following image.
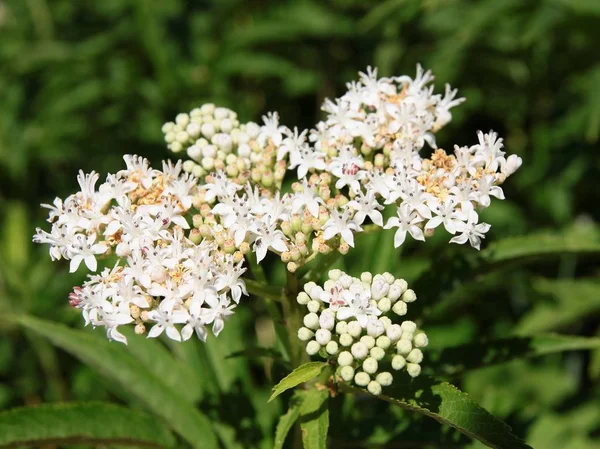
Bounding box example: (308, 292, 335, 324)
(393, 229, 407, 248)
(69, 255, 83, 273)
(147, 324, 164, 339)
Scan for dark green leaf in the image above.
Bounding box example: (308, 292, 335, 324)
(0, 402, 175, 449)
(15, 315, 218, 449)
(274, 392, 304, 449)
(343, 377, 531, 449)
(426, 334, 600, 377)
(481, 225, 600, 266)
(226, 347, 285, 361)
(517, 278, 600, 334)
(299, 388, 329, 449)
(269, 362, 328, 402)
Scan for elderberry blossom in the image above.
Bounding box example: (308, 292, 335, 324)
(297, 270, 428, 395)
(166, 65, 521, 271)
(34, 155, 248, 344)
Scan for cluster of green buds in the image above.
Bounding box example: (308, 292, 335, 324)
(297, 269, 428, 395)
(162, 104, 286, 190)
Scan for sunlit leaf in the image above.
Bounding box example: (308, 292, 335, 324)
(343, 377, 531, 449)
(299, 388, 329, 449)
(0, 402, 175, 449)
(269, 362, 328, 402)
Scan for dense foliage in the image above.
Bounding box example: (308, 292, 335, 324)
(1, 1, 600, 448)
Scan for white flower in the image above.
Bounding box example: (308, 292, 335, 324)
(258, 111, 287, 147)
(384, 204, 425, 248)
(336, 285, 380, 327)
(322, 209, 362, 247)
(253, 224, 288, 263)
(67, 234, 108, 272)
(425, 199, 465, 234)
(450, 220, 491, 250)
(475, 175, 505, 207)
(289, 145, 327, 179)
(147, 300, 190, 342)
(291, 180, 324, 218)
(347, 190, 384, 226)
(201, 293, 236, 336)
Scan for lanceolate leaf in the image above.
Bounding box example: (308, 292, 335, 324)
(299, 388, 329, 449)
(268, 362, 328, 402)
(120, 327, 204, 402)
(0, 402, 175, 449)
(343, 377, 531, 449)
(16, 316, 218, 449)
(517, 278, 600, 334)
(480, 225, 600, 266)
(274, 392, 305, 449)
(426, 334, 600, 377)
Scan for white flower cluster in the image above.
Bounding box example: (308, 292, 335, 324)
(33, 155, 247, 344)
(297, 269, 428, 395)
(166, 66, 522, 270)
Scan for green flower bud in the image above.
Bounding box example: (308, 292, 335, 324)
(367, 380, 382, 395)
(303, 312, 319, 330)
(376, 335, 391, 350)
(354, 372, 370, 387)
(377, 297, 391, 312)
(338, 351, 354, 366)
(360, 335, 375, 349)
(396, 339, 412, 355)
(297, 292, 310, 305)
(406, 363, 421, 378)
(351, 342, 369, 360)
(407, 348, 423, 364)
(391, 355, 406, 371)
(306, 341, 321, 356)
(392, 300, 407, 316)
(307, 300, 321, 313)
(326, 340, 339, 355)
(340, 366, 355, 382)
(298, 327, 314, 341)
(414, 333, 429, 348)
(401, 321, 417, 334)
(402, 289, 417, 303)
(369, 347, 385, 361)
(335, 321, 348, 335)
(315, 329, 332, 346)
(347, 321, 362, 338)
(376, 372, 393, 387)
(339, 333, 353, 347)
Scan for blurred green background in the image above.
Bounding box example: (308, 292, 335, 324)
(1, 1, 600, 448)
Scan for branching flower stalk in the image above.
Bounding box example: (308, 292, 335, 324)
(33, 65, 521, 389)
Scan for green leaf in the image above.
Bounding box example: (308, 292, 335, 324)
(226, 347, 286, 362)
(481, 224, 600, 266)
(0, 402, 175, 449)
(120, 327, 204, 402)
(268, 362, 328, 402)
(426, 334, 600, 377)
(343, 377, 531, 449)
(273, 392, 304, 449)
(299, 388, 329, 449)
(517, 278, 600, 334)
(14, 315, 218, 449)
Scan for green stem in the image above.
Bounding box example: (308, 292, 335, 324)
(244, 278, 284, 302)
(244, 254, 292, 361)
(283, 270, 306, 368)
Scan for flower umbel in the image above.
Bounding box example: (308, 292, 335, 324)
(297, 269, 428, 395)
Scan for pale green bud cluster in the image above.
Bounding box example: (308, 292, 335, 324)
(162, 104, 286, 190)
(297, 269, 428, 395)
